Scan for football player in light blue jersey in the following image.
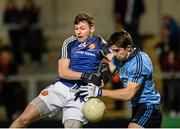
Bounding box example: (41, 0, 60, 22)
(10, 13, 113, 128)
(77, 30, 162, 128)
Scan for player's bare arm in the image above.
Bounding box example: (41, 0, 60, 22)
(58, 58, 82, 80)
(58, 58, 101, 86)
(105, 53, 117, 72)
(102, 81, 140, 101)
(105, 53, 114, 62)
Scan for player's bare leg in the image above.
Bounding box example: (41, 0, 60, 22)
(10, 104, 40, 128)
(128, 123, 144, 128)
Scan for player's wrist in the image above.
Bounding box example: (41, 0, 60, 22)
(81, 72, 89, 81)
(94, 85, 102, 97)
(81, 72, 101, 86)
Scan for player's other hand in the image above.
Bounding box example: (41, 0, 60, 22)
(69, 84, 79, 93)
(71, 84, 86, 102)
(81, 72, 101, 86)
(75, 83, 102, 101)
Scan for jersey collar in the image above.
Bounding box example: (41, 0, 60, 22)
(123, 48, 140, 63)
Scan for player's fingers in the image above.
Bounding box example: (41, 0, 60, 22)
(80, 85, 87, 88)
(80, 91, 89, 96)
(70, 88, 79, 93)
(71, 84, 79, 89)
(88, 83, 97, 87)
(79, 86, 88, 91)
(74, 94, 79, 101)
(70, 84, 79, 93)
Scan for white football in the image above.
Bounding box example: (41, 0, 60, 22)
(82, 97, 106, 122)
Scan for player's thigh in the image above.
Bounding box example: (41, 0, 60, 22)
(30, 96, 52, 119)
(37, 83, 66, 117)
(131, 105, 162, 128)
(63, 95, 86, 124)
(63, 104, 83, 121)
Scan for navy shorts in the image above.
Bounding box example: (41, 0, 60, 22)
(131, 104, 162, 128)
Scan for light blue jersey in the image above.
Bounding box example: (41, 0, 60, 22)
(112, 48, 161, 106)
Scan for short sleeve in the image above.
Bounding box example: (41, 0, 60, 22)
(128, 55, 148, 84)
(60, 36, 76, 59)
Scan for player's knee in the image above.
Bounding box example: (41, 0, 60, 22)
(64, 119, 82, 128)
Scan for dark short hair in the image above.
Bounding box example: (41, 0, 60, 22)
(74, 13, 95, 27)
(108, 30, 133, 48)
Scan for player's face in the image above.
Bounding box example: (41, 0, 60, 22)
(74, 21, 95, 43)
(111, 45, 128, 61)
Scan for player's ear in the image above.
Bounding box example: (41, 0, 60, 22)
(90, 25, 95, 33)
(126, 45, 132, 52)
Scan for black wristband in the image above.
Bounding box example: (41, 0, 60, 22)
(81, 72, 101, 86)
(81, 72, 89, 81)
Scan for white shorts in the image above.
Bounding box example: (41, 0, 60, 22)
(38, 81, 86, 124)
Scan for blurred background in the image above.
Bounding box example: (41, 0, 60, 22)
(0, 0, 180, 128)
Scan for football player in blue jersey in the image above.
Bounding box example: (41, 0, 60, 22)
(77, 30, 162, 128)
(9, 13, 113, 128)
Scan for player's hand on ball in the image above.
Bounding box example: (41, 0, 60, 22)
(79, 83, 102, 101)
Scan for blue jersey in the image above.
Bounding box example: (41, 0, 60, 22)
(56, 35, 112, 87)
(112, 48, 161, 106)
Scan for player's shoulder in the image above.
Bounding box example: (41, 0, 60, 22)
(63, 35, 77, 44)
(95, 35, 107, 44)
(128, 51, 143, 68)
(130, 51, 152, 73)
